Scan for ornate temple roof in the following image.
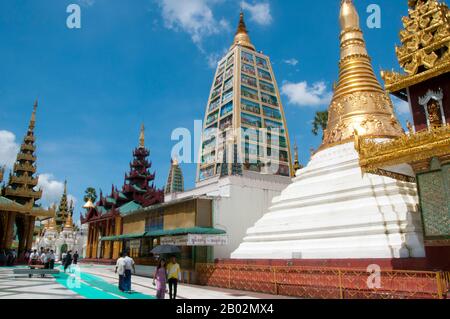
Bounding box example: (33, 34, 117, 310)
(3, 100, 43, 205)
(81, 126, 164, 224)
(381, 0, 450, 95)
(320, 0, 404, 149)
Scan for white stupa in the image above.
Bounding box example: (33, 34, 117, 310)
(231, 0, 426, 260)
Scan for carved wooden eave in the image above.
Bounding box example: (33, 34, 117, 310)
(381, 0, 450, 93)
(356, 124, 450, 173)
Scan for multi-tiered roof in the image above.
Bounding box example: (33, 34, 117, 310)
(382, 0, 450, 96)
(3, 101, 42, 206)
(197, 12, 293, 182)
(81, 125, 164, 223)
(164, 158, 184, 194)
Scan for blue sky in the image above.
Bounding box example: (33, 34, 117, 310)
(0, 0, 413, 222)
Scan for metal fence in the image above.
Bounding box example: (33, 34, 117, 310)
(195, 263, 449, 299)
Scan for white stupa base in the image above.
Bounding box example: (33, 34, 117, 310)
(231, 142, 426, 260)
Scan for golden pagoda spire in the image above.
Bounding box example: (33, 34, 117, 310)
(293, 139, 301, 172)
(139, 123, 145, 148)
(321, 0, 403, 148)
(28, 99, 38, 132)
(64, 212, 73, 229)
(230, 11, 256, 51)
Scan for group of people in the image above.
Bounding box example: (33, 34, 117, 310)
(0, 249, 17, 266)
(27, 248, 79, 272)
(115, 251, 136, 293)
(153, 256, 181, 300)
(114, 252, 181, 299)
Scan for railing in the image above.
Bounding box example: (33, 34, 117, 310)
(196, 263, 449, 299)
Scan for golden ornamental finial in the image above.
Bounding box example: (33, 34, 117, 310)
(320, 0, 403, 149)
(29, 99, 38, 131)
(139, 123, 145, 148)
(64, 212, 73, 229)
(230, 11, 255, 51)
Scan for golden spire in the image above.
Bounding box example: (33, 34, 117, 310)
(29, 99, 38, 132)
(64, 213, 73, 229)
(230, 11, 256, 51)
(83, 198, 95, 209)
(321, 0, 403, 148)
(139, 123, 145, 148)
(48, 217, 56, 230)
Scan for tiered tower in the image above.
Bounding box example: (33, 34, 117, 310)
(55, 181, 71, 229)
(3, 101, 42, 206)
(165, 158, 184, 194)
(122, 124, 164, 206)
(197, 12, 292, 183)
(232, 0, 425, 260)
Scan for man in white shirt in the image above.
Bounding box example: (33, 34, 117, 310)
(40, 250, 48, 268)
(115, 253, 126, 292)
(123, 252, 136, 293)
(29, 250, 39, 266)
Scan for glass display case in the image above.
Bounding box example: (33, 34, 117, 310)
(242, 63, 256, 76)
(241, 85, 259, 101)
(242, 74, 257, 87)
(241, 112, 262, 128)
(261, 92, 278, 106)
(256, 56, 268, 69)
(220, 101, 233, 117)
(241, 98, 261, 114)
(258, 68, 272, 81)
(219, 114, 233, 130)
(259, 80, 275, 93)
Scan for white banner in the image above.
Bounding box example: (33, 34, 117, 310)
(160, 234, 228, 246)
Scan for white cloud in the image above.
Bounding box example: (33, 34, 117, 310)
(392, 96, 410, 115)
(241, 1, 272, 26)
(281, 81, 333, 107)
(158, 0, 229, 48)
(284, 58, 299, 66)
(37, 174, 77, 209)
(0, 130, 19, 169)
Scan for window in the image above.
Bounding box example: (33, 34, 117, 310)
(202, 151, 216, 164)
(263, 106, 282, 120)
(261, 92, 278, 106)
(214, 74, 223, 87)
(258, 68, 272, 81)
(241, 74, 257, 88)
(225, 66, 234, 79)
(219, 114, 233, 130)
(241, 112, 262, 128)
(242, 63, 256, 76)
(211, 87, 221, 100)
(145, 210, 163, 232)
(223, 77, 233, 91)
(199, 166, 215, 180)
(260, 80, 275, 93)
(241, 85, 259, 101)
(265, 119, 283, 130)
(241, 128, 260, 144)
(227, 54, 234, 66)
(256, 56, 268, 69)
(241, 51, 254, 64)
(241, 98, 261, 114)
(209, 98, 220, 112)
(222, 89, 233, 103)
(221, 101, 233, 117)
(206, 110, 219, 125)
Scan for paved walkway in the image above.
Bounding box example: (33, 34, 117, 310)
(0, 264, 292, 299)
(81, 264, 292, 299)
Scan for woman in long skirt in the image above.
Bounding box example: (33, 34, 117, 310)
(153, 259, 167, 299)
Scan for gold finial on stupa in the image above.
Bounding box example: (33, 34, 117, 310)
(83, 198, 95, 209)
(64, 213, 73, 229)
(230, 11, 256, 51)
(321, 0, 403, 149)
(293, 139, 302, 173)
(48, 217, 56, 230)
(139, 123, 145, 148)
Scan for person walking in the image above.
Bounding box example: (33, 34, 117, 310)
(167, 256, 181, 300)
(29, 249, 39, 266)
(64, 251, 73, 273)
(48, 250, 55, 269)
(39, 249, 47, 267)
(115, 252, 126, 292)
(73, 251, 79, 265)
(61, 252, 67, 266)
(153, 259, 167, 299)
(11, 249, 17, 266)
(123, 252, 136, 293)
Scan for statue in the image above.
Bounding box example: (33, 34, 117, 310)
(427, 99, 442, 129)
